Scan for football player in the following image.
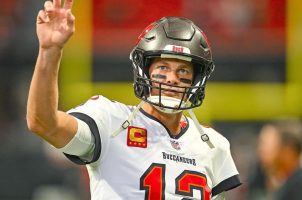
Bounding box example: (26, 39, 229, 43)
(27, 0, 241, 199)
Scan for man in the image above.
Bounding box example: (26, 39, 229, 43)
(248, 119, 302, 200)
(27, 0, 241, 199)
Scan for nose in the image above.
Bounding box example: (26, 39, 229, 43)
(166, 71, 180, 85)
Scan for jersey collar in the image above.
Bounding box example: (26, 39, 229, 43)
(139, 108, 189, 139)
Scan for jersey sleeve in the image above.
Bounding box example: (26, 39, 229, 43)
(64, 95, 130, 165)
(64, 112, 101, 165)
(209, 128, 242, 197)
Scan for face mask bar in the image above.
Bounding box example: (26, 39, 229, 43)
(130, 49, 213, 111)
(134, 75, 203, 110)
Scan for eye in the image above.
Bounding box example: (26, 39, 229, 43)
(178, 68, 190, 75)
(158, 65, 168, 71)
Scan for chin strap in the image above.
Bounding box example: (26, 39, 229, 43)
(187, 109, 215, 149)
(147, 96, 188, 114)
(111, 101, 145, 137)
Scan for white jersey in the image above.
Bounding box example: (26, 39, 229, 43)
(66, 95, 241, 200)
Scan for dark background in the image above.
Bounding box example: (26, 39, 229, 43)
(1, 0, 298, 200)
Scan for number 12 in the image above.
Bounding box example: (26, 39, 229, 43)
(140, 163, 211, 200)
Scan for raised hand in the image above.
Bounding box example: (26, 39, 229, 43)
(36, 0, 75, 49)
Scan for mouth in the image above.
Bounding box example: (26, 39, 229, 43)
(151, 83, 187, 99)
(161, 90, 188, 101)
(162, 91, 179, 97)
(159, 86, 179, 95)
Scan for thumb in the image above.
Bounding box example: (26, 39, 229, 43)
(66, 10, 75, 31)
(37, 10, 49, 24)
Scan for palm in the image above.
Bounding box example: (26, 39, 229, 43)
(37, 0, 74, 49)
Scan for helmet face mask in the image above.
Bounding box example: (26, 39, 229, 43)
(134, 72, 201, 111)
(130, 17, 214, 112)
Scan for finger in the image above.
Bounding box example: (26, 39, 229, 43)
(66, 10, 75, 31)
(37, 10, 49, 24)
(53, 0, 61, 8)
(63, 0, 73, 10)
(44, 1, 54, 14)
(44, 1, 53, 11)
(44, 1, 56, 20)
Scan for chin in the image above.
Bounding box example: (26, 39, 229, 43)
(161, 92, 182, 99)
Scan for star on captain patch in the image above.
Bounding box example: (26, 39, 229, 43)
(170, 140, 181, 150)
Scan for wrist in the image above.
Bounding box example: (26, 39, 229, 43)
(39, 46, 63, 58)
(39, 45, 64, 52)
(37, 47, 64, 70)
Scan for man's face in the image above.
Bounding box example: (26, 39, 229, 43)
(257, 125, 282, 170)
(148, 58, 194, 100)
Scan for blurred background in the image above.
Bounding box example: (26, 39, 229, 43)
(0, 0, 301, 199)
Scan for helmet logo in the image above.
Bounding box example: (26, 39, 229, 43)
(201, 31, 211, 48)
(164, 45, 191, 54)
(172, 46, 184, 53)
(135, 23, 156, 46)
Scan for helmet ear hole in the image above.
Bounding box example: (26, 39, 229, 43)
(144, 57, 155, 78)
(133, 77, 150, 99)
(134, 51, 143, 66)
(189, 88, 204, 106)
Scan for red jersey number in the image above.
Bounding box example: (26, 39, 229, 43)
(140, 163, 211, 200)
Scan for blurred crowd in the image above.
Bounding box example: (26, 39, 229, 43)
(1, 0, 300, 200)
(247, 119, 302, 200)
(0, 1, 88, 199)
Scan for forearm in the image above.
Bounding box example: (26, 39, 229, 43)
(26, 0, 78, 148)
(27, 47, 63, 136)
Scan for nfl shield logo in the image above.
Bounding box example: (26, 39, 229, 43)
(170, 140, 181, 150)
